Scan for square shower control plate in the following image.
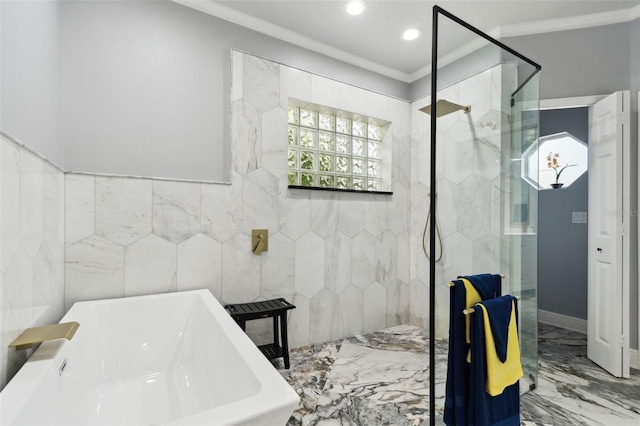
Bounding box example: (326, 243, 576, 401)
(252, 229, 268, 253)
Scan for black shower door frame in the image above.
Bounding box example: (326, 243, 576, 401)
(428, 6, 541, 425)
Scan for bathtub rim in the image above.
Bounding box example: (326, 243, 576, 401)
(0, 289, 299, 426)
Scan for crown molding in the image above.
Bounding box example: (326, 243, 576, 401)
(409, 27, 500, 83)
(174, 1, 640, 84)
(496, 4, 640, 39)
(172, 0, 412, 82)
(411, 6, 640, 83)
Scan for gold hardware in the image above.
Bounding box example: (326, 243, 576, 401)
(9, 322, 80, 350)
(463, 296, 520, 315)
(420, 99, 471, 117)
(252, 229, 268, 255)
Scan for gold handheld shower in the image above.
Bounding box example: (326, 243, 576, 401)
(417, 99, 470, 262)
(422, 193, 443, 263)
(419, 99, 471, 117)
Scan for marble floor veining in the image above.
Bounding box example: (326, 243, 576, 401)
(276, 323, 640, 425)
(520, 324, 640, 426)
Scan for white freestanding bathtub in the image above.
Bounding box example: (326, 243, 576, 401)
(0, 290, 299, 425)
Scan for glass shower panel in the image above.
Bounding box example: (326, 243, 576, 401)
(424, 9, 541, 419)
(427, 14, 515, 344)
(508, 73, 540, 392)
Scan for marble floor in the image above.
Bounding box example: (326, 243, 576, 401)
(276, 323, 640, 425)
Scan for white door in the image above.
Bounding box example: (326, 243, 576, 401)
(587, 91, 630, 378)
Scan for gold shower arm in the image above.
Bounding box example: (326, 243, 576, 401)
(9, 322, 80, 350)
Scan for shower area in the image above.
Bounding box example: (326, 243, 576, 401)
(408, 6, 541, 406)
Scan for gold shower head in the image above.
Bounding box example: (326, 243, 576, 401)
(419, 99, 470, 117)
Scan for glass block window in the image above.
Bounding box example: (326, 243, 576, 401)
(288, 104, 386, 192)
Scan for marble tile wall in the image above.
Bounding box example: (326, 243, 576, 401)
(1, 53, 518, 393)
(0, 134, 65, 390)
(409, 64, 517, 338)
(63, 50, 412, 349)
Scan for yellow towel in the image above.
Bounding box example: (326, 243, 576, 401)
(460, 278, 481, 344)
(477, 300, 523, 396)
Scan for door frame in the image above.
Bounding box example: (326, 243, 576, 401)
(540, 94, 638, 371)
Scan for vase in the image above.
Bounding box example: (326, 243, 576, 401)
(551, 183, 564, 189)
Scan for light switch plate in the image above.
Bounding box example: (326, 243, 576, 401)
(572, 212, 587, 224)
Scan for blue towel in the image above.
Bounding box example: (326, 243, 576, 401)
(443, 279, 470, 426)
(459, 273, 501, 300)
(468, 295, 520, 426)
(483, 297, 515, 363)
(443, 274, 501, 426)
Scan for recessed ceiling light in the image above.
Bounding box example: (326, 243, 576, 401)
(402, 28, 422, 41)
(345, 1, 366, 16)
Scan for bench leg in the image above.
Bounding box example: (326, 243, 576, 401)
(280, 312, 290, 369)
(272, 316, 279, 346)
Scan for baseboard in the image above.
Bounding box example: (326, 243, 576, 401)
(538, 309, 587, 334)
(538, 310, 640, 370)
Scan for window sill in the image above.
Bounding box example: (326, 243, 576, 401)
(288, 185, 393, 195)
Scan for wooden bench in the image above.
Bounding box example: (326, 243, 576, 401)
(224, 298, 296, 369)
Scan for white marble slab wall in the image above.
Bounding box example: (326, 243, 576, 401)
(63, 50, 412, 349)
(0, 135, 65, 390)
(409, 64, 517, 339)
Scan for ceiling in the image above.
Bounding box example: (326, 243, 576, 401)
(177, 0, 640, 82)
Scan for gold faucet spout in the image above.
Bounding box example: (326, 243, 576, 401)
(9, 322, 80, 350)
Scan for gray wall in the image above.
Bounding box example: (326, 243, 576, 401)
(538, 108, 589, 319)
(62, 0, 229, 182)
(61, 0, 408, 182)
(505, 21, 638, 349)
(504, 22, 632, 100)
(0, 0, 63, 164)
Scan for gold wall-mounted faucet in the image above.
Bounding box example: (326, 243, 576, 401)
(9, 322, 80, 350)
